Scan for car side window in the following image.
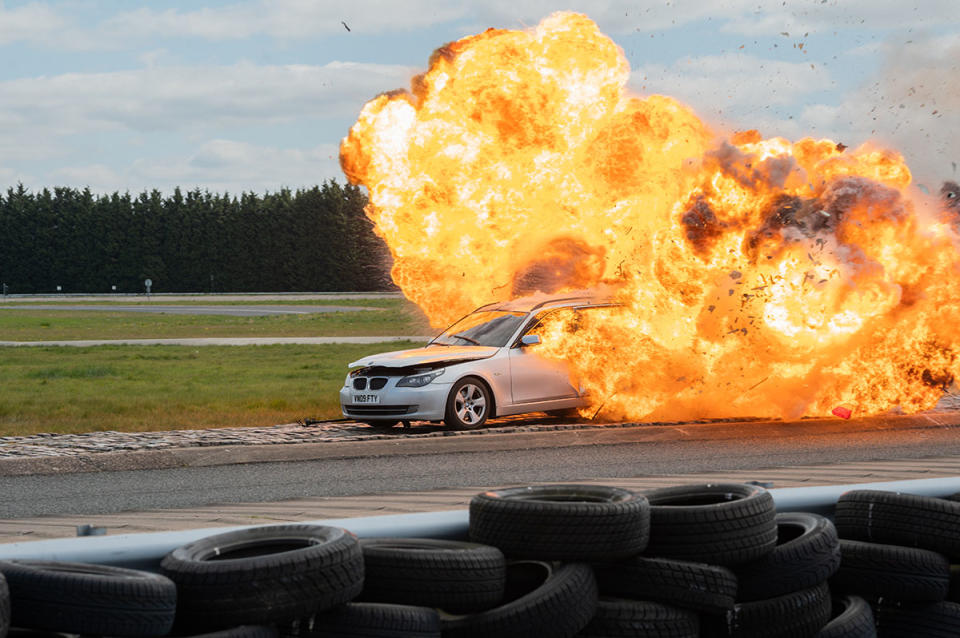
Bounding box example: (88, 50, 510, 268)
(515, 308, 579, 347)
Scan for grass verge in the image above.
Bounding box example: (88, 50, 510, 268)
(0, 299, 432, 341)
(0, 342, 426, 436)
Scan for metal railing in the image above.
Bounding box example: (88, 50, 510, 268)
(3, 476, 960, 571)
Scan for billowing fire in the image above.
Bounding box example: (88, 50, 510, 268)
(340, 12, 960, 421)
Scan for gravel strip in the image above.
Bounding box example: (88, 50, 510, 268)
(1, 394, 957, 460)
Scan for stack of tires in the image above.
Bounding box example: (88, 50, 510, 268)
(465, 482, 850, 637)
(831, 489, 960, 637)
(2, 484, 960, 636)
(0, 524, 369, 637)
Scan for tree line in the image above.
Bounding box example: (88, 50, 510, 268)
(0, 181, 394, 294)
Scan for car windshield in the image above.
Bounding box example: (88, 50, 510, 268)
(431, 310, 527, 347)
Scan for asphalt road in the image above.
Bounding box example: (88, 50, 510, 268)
(5, 418, 960, 518)
(0, 304, 370, 316)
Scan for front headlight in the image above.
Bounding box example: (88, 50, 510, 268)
(397, 368, 445, 388)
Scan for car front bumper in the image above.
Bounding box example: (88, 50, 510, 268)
(339, 381, 452, 422)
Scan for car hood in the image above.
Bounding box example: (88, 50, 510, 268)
(349, 344, 500, 368)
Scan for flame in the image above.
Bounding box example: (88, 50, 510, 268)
(341, 12, 960, 421)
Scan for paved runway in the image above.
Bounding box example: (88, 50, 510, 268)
(0, 304, 371, 316)
(0, 336, 431, 347)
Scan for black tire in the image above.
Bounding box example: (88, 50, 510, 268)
(444, 377, 491, 430)
(359, 538, 505, 613)
(160, 524, 364, 631)
(0, 572, 9, 638)
(0, 559, 176, 636)
(835, 490, 960, 559)
(830, 539, 950, 602)
(642, 483, 777, 566)
(363, 420, 399, 430)
(949, 564, 960, 603)
(592, 556, 737, 614)
(816, 596, 876, 638)
(469, 484, 650, 561)
(735, 512, 841, 602)
(186, 626, 279, 638)
(576, 597, 699, 638)
(440, 561, 597, 638)
(727, 581, 832, 638)
(306, 602, 440, 637)
(873, 599, 960, 637)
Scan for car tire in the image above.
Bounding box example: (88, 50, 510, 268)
(0, 560, 176, 637)
(444, 377, 491, 430)
(834, 490, 960, 559)
(872, 599, 960, 637)
(816, 596, 876, 638)
(439, 561, 597, 638)
(305, 602, 441, 637)
(160, 524, 364, 631)
(726, 581, 832, 638)
(577, 597, 699, 638)
(592, 556, 737, 614)
(359, 538, 506, 613)
(830, 539, 950, 602)
(469, 484, 650, 561)
(735, 512, 841, 602)
(643, 483, 777, 566)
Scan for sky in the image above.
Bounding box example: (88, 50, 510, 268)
(2, 0, 958, 196)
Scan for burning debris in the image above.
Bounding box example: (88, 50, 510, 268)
(943, 181, 959, 211)
(340, 12, 960, 422)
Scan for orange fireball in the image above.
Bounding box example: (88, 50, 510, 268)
(341, 11, 960, 422)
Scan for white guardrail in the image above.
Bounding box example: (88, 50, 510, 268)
(3, 476, 960, 571)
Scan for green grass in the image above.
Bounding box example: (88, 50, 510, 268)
(0, 342, 426, 436)
(0, 298, 432, 341)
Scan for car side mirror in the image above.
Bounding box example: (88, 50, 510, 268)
(520, 334, 541, 347)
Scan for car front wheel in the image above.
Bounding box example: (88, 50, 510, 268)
(444, 377, 491, 430)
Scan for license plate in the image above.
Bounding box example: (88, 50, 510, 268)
(353, 394, 380, 404)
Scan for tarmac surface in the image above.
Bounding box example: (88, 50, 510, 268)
(0, 304, 372, 316)
(3, 406, 960, 543)
(0, 336, 431, 347)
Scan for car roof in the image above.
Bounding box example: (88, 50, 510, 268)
(475, 289, 617, 313)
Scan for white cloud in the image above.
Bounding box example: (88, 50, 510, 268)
(0, 165, 29, 186)
(130, 139, 343, 194)
(31, 140, 342, 195)
(98, 0, 465, 43)
(0, 0, 465, 50)
(714, 0, 960, 36)
(467, 0, 960, 36)
(0, 61, 415, 143)
(827, 35, 960, 183)
(632, 53, 830, 118)
(5, 1, 960, 51)
(0, 2, 66, 45)
(50, 163, 124, 191)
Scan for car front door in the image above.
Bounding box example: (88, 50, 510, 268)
(508, 309, 580, 405)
